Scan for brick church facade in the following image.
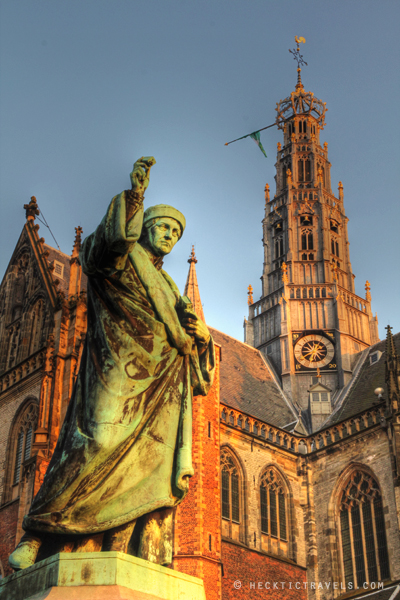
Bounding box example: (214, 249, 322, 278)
(1, 63, 400, 600)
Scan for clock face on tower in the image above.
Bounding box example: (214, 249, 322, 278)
(294, 334, 335, 369)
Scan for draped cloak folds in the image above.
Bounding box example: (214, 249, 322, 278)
(23, 193, 215, 535)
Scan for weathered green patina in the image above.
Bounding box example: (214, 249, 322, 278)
(10, 157, 215, 569)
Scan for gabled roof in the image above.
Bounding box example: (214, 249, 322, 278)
(321, 333, 400, 428)
(209, 327, 298, 429)
(309, 381, 331, 392)
(0, 197, 86, 305)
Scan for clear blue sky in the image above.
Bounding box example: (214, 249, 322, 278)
(1, 0, 399, 341)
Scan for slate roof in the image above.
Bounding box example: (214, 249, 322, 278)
(209, 327, 297, 429)
(322, 333, 400, 428)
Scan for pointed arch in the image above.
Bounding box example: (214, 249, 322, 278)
(220, 445, 247, 544)
(257, 463, 296, 560)
(327, 464, 391, 591)
(2, 398, 39, 504)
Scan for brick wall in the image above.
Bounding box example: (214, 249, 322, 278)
(174, 345, 222, 600)
(221, 539, 307, 600)
(0, 500, 19, 577)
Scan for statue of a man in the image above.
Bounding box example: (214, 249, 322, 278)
(10, 157, 215, 569)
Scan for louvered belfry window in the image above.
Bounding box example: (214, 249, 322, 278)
(12, 403, 38, 488)
(339, 471, 390, 587)
(13, 431, 24, 485)
(220, 450, 240, 524)
(260, 469, 287, 540)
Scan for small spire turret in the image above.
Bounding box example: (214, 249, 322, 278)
(247, 285, 254, 305)
(184, 246, 205, 323)
(338, 181, 344, 202)
(264, 184, 270, 205)
(72, 226, 83, 259)
(365, 280, 371, 302)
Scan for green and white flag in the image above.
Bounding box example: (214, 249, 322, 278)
(225, 122, 276, 157)
(250, 131, 267, 158)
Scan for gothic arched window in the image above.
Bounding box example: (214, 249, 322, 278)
(331, 238, 339, 257)
(12, 404, 37, 485)
(260, 468, 287, 541)
(339, 471, 390, 587)
(221, 449, 241, 525)
(3, 400, 38, 504)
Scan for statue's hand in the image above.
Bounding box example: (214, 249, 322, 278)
(182, 314, 210, 345)
(130, 157, 156, 194)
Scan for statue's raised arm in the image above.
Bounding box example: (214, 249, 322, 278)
(80, 157, 156, 277)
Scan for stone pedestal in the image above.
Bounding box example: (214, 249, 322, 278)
(0, 551, 207, 600)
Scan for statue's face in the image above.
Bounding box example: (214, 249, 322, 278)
(148, 218, 181, 256)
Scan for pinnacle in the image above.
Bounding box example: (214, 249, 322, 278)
(386, 325, 397, 359)
(184, 246, 205, 323)
(72, 226, 83, 257)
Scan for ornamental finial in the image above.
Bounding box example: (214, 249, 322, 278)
(188, 245, 197, 264)
(289, 36, 307, 89)
(24, 196, 40, 222)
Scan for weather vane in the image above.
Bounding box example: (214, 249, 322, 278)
(289, 36, 307, 68)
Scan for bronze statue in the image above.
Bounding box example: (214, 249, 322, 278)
(10, 157, 215, 569)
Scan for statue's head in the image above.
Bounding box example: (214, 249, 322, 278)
(142, 205, 186, 256)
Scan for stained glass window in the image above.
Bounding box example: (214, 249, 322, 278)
(339, 471, 390, 587)
(260, 468, 287, 541)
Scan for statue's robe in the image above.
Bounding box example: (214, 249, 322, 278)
(23, 193, 215, 535)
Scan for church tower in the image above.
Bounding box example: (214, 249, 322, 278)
(244, 39, 379, 428)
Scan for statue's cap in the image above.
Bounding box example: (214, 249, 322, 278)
(143, 205, 186, 235)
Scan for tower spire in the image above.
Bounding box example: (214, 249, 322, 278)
(184, 246, 206, 323)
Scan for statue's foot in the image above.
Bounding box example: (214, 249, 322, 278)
(73, 532, 104, 553)
(9, 532, 42, 571)
(103, 520, 136, 553)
